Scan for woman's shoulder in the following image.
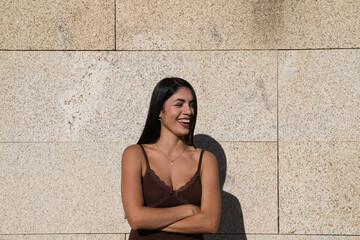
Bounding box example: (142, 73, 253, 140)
(194, 148, 218, 175)
(122, 144, 143, 158)
(124, 143, 141, 151)
(194, 148, 217, 168)
(191, 147, 216, 163)
(193, 147, 215, 158)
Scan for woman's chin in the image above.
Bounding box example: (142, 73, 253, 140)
(175, 130, 190, 138)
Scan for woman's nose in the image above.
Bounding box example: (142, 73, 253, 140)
(183, 105, 191, 114)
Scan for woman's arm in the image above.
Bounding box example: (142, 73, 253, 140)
(121, 145, 200, 230)
(161, 151, 221, 234)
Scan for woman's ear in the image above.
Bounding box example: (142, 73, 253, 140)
(158, 111, 163, 120)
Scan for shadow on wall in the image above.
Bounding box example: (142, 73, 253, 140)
(194, 134, 247, 240)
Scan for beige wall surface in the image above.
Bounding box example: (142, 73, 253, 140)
(1, 0, 359, 240)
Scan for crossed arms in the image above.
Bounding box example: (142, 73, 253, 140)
(121, 145, 221, 234)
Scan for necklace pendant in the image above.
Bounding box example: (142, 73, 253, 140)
(171, 161, 174, 166)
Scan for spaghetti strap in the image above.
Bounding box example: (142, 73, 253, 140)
(138, 144, 150, 169)
(197, 149, 205, 172)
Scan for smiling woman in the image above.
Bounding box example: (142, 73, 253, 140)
(121, 78, 221, 240)
(158, 87, 195, 139)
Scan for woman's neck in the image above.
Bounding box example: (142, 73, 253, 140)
(156, 132, 187, 155)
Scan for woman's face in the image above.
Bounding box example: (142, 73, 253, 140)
(159, 87, 195, 137)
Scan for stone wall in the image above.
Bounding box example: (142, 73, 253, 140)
(0, 1, 359, 239)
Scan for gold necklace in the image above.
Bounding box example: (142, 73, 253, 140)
(155, 143, 188, 166)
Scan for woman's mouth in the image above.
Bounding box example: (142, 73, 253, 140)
(177, 119, 191, 127)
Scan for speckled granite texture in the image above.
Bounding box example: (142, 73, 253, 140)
(195, 141, 278, 234)
(279, 142, 360, 234)
(279, 50, 360, 141)
(0, 51, 277, 142)
(0, 142, 129, 233)
(0, 234, 126, 240)
(0, 0, 359, 239)
(116, 0, 360, 50)
(205, 235, 360, 240)
(0, 0, 114, 50)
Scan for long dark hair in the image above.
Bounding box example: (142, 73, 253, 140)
(137, 77, 197, 146)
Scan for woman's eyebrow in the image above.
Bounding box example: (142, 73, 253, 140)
(173, 99, 194, 103)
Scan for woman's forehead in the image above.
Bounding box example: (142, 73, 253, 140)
(169, 87, 194, 100)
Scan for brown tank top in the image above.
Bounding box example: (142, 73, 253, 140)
(129, 144, 204, 240)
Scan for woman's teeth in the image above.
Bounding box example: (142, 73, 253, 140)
(178, 119, 190, 124)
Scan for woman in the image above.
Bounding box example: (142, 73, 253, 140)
(121, 77, 221, 239)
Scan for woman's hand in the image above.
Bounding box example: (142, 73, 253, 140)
(186, 204, 201, 216)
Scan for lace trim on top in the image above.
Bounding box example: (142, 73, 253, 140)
(139, 144, 204, 193)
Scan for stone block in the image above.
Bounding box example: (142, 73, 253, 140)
(116, 0, 276, 50)
(195, 141, 278, 234)
(0, 234, 126, 240)
(116, 0, 360, 50)
(279, 50, 360, 141)
(278, 1, 360, 49)
(0, 142, 130, 233)
(0, 141, 276, 234)
(279, 142, 360, 234)
(0, 51, 276, 142)
(0, 0, 114, 50)
(205, 234, 360, 240)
